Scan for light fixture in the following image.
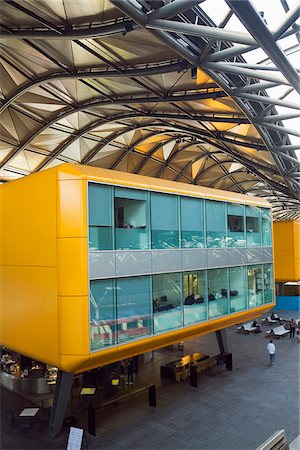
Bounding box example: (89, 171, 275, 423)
(191, 67, 197, 79)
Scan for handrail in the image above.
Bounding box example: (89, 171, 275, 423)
(256, 429, 289, 450)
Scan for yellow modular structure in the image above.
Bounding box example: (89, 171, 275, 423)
(273, 221, 300, 282)
(0, 164, 275, 374)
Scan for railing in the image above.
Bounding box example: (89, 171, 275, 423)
(256, 430, 289, 450)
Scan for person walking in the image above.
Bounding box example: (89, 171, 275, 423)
(267, 340, 276, 365)
(127, 358, 135, 384)
(289, 319, 296, 338)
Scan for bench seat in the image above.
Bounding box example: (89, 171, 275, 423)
(237, 322, 258, 333)
(266, 325, 289, 338)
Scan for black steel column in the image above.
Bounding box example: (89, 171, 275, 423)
(149, 384, 156, 407)
(215, 329, 228, 354)
(190, 365, 197, 387)
(48, 370, 74, 439)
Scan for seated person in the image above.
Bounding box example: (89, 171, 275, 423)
(252, 320, 261, 333)
(271, 313, 281, 324)
(184, 294, 195, 305)
(195, 295, 204, 304)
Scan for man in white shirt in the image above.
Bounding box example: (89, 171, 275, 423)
(267, 340, 276, 365)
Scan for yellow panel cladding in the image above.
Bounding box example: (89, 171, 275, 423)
(293, 221, 300, 280)
(57, 179, 87, 238)
(273, 221, 299, 281)
(58, 296, 89, 356)
(57, 238, 88, 296)
(0, 168, 59, 364)
(0, 265, 59, 367)
(0, 167, 57, 267)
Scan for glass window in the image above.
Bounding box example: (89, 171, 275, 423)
(150, 193, 179, 249)
(207, 268, 228, 318)
(227, 203, 245, 247)
(90, 279, 116, 350)
(246, 206, 261, 247)
(262, 208, 272, 246)
(153, 273, 182, 333)
(114, 188, 149, 250)
(263, 264, 274, 304)
(116, 276, 152, 343)
(88, 183, 113, 250)
(181, 197, 204, 248)
(183, 271, 207, 325)
(247, 265, 263, 307)
(229, 266, 247, 313)
(206, 200, 227, 248)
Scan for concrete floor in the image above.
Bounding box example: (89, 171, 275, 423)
(1, 310, 299, 450)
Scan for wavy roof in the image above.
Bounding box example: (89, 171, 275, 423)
(0, 0, 299, 220)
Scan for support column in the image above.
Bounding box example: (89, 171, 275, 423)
(48, 370, 74, 439)
(215, 329, 228, 354)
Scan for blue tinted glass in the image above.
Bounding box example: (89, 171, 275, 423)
(229, 266, 247, 313)
(88, 183, 112, 226)
(116, 276, 152, 343)
(263, 263, 274, 304)
(206, 200, 226, 248)
(207, 268, 228, 318)
(181, 197, 204, 248)
(115, 188, 149, 250)
(262, 208, 272, 246)
(248, 265, 263, 307)
(90, 279, 116, 350)
(151, 193, 179, 249)
(183, 271, 207, 325)
(246, 206, 261, 247)
(153, 273, 182, 333)
(88, 183, 113, 249)
(227, 203, 245, 247)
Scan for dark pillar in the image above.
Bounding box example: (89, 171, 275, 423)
(190, 365, 197, 388)
(215, 329, 228, 354)
(48, 370, 74, 439)
(226, 353, 233, 371)
(88, 406, 96, 436)
(148, 384, 156, 407)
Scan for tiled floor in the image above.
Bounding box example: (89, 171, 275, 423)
(1, 310, 299, 450)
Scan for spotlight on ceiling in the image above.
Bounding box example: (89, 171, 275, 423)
(178, 60, 189, 73)
(191, 67, 197, 79)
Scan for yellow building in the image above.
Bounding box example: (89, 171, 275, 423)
(273, 220, 300, 283)
(0, 164, 275, 374)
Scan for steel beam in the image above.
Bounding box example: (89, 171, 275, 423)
(233, 81, 281, 94)
(226, 0, 300, 94)
(146, 18, 257, 45)
(147, 0, 204, 20)
(203, 62, 291, 86)
(205, 26, 300, 62)
(233, 92, 300, 111)
(0, 61, 190, 115)
(260, 122, 300, 138)
(0, 21, 139, 39)
(273, 3, 300, 39)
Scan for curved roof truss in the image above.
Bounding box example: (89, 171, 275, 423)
(0, 0, 299, 220)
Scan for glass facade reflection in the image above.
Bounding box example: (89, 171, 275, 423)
(89, 263, 274, 350)
(183, 271, 207, 325)
(151, 192, 179, 249)
(153, 272, 182, 333)
(206, 200, 227, 248)
(248, 265, 263, 307)
(88, 183, 272, 251)
(88, 183, 274, 352)
(208, 268, 229, 318)
(229, 266, 247, 313)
